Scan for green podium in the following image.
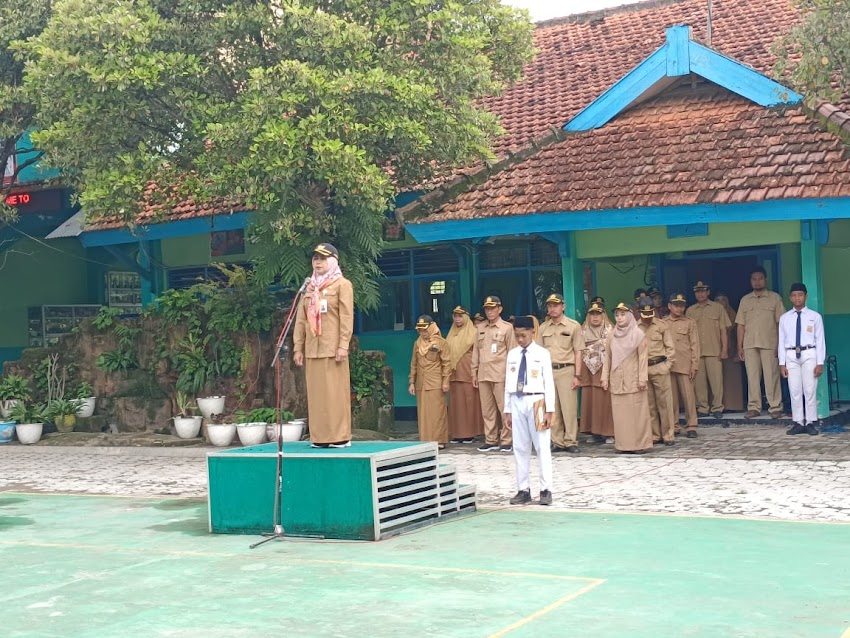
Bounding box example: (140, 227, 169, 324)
(207, 441, 476, 541)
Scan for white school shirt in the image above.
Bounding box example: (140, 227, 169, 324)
(777, 306, 826, 366)
(503, 341, 556, 413)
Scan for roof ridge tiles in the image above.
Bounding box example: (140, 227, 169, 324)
(534, 0, 690, 29)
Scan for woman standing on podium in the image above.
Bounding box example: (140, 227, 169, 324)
(294, 243, 355, 448)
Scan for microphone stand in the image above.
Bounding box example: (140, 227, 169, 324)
(250, 278, 310, 550)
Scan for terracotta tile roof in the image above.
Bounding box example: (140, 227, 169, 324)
(86, 188, 245, 231)
(404, 86, 850, 223)
(483, 0, 800, 157)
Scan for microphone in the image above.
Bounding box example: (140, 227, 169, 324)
(298, 277, 311, 293)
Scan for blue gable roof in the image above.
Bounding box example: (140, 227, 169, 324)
(565, 25, 802, 133)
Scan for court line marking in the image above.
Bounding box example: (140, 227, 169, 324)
(488, 579, 605, 638)
(0, 539, 601, 583)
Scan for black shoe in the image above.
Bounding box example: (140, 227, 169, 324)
(499, 445, 513, 453)
(685, 430, 697, 439)
(664, 439, 675, 446)
(509, 490, 531, 505)
(592, 434, 606, 444)
(565, 445, 579, 453)
(310, 442, 330, 448)
(697, 412, 710, 418)
(804, 423, 820, 436)
(450, 438, 463, 444)
(551, 445, 568, 453)
(538, 490, 552, 506)
(477, 442, 500, 452)
(461, 438, 475, 444)
(786, 423, 805, 436)
(712, 411, 723, 419)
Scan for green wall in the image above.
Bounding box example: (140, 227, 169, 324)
(358, 332, 417, 408)
(160, 234, 258, 268)
(576, 222, 801, 259)
(0, 238, 91, 356)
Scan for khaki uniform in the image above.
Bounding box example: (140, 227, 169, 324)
(736, 290, 785, 413)
(638, 318, 676, 443)
(687, 300, 732, 414)
(537, 315, 586, 449)
(409, 336, 451, 445)
(665, 314, 701, 430)
(602, 336, 653, 452)
(472, 318, 516, 446)
(293, 277, 354, 444)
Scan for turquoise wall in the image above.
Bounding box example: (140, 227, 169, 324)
(358, 332, 417, 408)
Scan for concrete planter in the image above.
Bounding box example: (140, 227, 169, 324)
(15, 422, 43, 445)
(0, 421, 15, 444)
(207, 423, 236, 447)
(236, 422, 267, 446)
(174, 416, 202, 439)
(266, 422, 305, 442)
(75, 397, 97, 418)
(197, 396, 226, 420)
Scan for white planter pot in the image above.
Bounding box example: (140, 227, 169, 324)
(197, 396, 226, 420)
(174, 416, 202, 439)
(0, 399, 19, 420)
(266, 422, 306, 442)
(75, 397, 97, 418)
(206, 423, 236, 447)
(15, 422, 43, 445)
(236, 422, 267, 446)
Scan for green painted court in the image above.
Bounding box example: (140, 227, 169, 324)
(1, 493, 849, 637)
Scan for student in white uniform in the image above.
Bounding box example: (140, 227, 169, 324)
(778, 283, 826, 436)
(503, 315, 556, 506)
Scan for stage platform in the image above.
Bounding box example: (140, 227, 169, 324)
(207, 441, 477, 541)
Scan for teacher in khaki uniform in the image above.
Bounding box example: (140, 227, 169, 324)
(473, 296, 517, 452)
(665, 293, 701, 438)
(293, 243, 355, 448)
(736, 266, 785, 419)
(686, 281, 731, 419)
(537, 293, 585, 453)
(638, 302, 677, 445)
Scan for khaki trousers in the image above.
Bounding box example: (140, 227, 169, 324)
(743, 348, 782, 413)
(647, 364, 675, 442)
(671, 372, 698, 430)
(549, 365, 579, 448)
(478, 380, 511, 446)
(695, 356, 724, 413)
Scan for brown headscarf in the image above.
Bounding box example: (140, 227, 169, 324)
(446, 314, 475, 371)
(581, 312, 611, 375)
(415, 322, 443, 356)
(610, 311, 645, 372)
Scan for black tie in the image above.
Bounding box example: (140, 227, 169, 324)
(795, 311, 802, 359)
(518, 348, 528, 390)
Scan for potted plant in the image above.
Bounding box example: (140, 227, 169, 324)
(262, 409, 306, 442)
(173, 391, 202, 439)
(234, 409, 268, 446)
(9, 402, 50, 445)
(0, 374, 33, 420)
(205, 412, 236, 447)
(49, 398, 83, 433)
(197, 395, 226, 420)
(73, 381, 97, 418)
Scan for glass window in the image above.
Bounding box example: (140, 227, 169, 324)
(532, 270, 563, 313)
(416, 278, 458, 328)
(361, 280, 412, 332)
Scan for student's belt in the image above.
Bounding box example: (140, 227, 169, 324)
(648, 356, 667, 366)
(786, 345, 816, 354)
(552, 363, 574, 370)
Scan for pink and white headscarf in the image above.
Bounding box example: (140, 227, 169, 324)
(307, 256, 343, 336)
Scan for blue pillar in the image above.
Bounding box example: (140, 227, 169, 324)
(800, 220, 829, 418)
(541, 232, 584, 322)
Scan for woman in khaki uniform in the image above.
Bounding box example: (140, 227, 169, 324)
(602, 303, 652, 453)
(445, 306, 484, 443)
(715, 293, 745, 411)
(409, 316, 451, 448)
(578, 302, 614, 443)
(293, 243, 354, 448)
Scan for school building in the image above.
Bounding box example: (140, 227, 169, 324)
(2, 0, 849, 419)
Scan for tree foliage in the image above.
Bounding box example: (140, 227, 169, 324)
(774, 0, 850, 103)
(10, 0, 534, 307)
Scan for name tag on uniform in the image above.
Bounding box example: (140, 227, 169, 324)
(491, 343, 498, 354)
(531, 369, 539, 378)
(319, 299, 328, 314)
(806, 325, 813, 333)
